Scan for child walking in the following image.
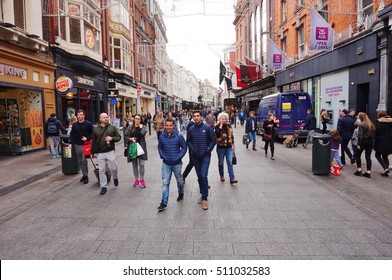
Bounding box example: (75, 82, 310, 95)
(329, 129, 343, 169)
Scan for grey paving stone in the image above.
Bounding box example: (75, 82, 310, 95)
(138, 219, 176, 228)
(349, 243, 384, 256)
(306, 211, 344, 221)
(142, 254, 185, 260)
(256, 229, 289, 243)
(341, 229, 381, 243)
(242, 255, 270, 260)
(194, 220, 215, 228)
(272, 220, 308, 229)
(324, 243, 359, 256)
(245, 204, 277, 211)
(240, 220, 275, 229)
(283, 229, 313, 243)
(232, 242, 259, 255)
(193, 242, 233, 255)
(286, 243, 332, 256)
(269, 255, 312, 260)
(97, 240, 140, 253)
(222, 228, 261, 242)
(174, 219, 195, 229)
(214, 219, 242, 229)
(256, 243, 292, 256)
(218, 210, 245, 220)
(136, 241, 170, 254)
(307, 229, 352, 243)
(260, 211, 289, 221)
(163, 228, 187, 242)
(209, 255, 243, 260)
(336, 210, 372, 221)
(303, 220, 349, 230)
(186, 229, 223, 242)
(183, 254, 210, 260)
(115, 219, 143, 228)
(343, 220, 387, 230)
(285, 211, 314, 220)
(169, 241, 194, 255)
(98, 227, 133, 241)
(108, 252, 143, 260)
(128, 227, 166, 242)
(89, 218, 118, 227)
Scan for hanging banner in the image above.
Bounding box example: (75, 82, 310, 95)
(269, 39, 286, 72)
(310, 8, 334, 51)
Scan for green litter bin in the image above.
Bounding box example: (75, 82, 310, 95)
(61, 135, 79, 175)
(312, 133, 331, 175)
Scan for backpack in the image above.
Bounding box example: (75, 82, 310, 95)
(47, 121, 58, 134)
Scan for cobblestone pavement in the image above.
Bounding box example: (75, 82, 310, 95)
(0, 124, 391, 260)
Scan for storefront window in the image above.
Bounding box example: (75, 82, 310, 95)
(0, 88, 44, 153)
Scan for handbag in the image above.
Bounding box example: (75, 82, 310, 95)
(128, 142, 137, 159)
(263, 133, 272, 141)
(136, 142, 145, 156)
(242, 134, 250, 145)
(82, 140, 92, 156)
(232, 152, 237, 165)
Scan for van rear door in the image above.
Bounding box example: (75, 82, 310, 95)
(279, 93, 309, 135)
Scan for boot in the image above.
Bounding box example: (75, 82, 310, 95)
(252, 144, 257, 151)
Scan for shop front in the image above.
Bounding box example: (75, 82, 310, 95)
(0, 47, 56, 155)
(137, 83, 156, 116)
(53, 48, 107, 126)
(108, 82, 137, 128)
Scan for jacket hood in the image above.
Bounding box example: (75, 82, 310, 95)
(162, 128, 179, 138)
(378, 116, 392, 123)
(48, 117, 57, 122)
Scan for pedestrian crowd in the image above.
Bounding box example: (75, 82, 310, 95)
(61, 106, 391, 211)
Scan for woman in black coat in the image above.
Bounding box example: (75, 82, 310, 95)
(263, 113, 277, 160)
(375, 111, 392, 176)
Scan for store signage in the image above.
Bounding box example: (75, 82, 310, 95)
(137, 86, 142, 93)
(85, 29, 95, 49)
(108, 90, 119, 98)
(68, 4, 80, 15)
(0, 63, 27, 79)
(55, 76, 73, 94)
(76, 76, 94, 87)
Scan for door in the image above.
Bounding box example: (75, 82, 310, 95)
(356, 83, 369, 115)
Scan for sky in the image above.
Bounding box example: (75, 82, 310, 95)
(157, 0, 236, 87)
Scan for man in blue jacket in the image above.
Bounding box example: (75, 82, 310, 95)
(157, 118, 187, 211)
(187, 111, 216, 210)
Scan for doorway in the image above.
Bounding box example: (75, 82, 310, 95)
(356, 83, 369, 115)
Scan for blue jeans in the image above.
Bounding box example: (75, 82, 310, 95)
(161, 162, 184, 205)
(216, 147, 235, 180)
(248, 131, 256, 144)
(192, 155, 211, 201)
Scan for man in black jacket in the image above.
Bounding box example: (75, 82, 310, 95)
(69, 110, 93, 184)
(302, 109, 317, 149)
(337, 109, 356, 165)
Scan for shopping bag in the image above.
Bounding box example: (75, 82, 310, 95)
(82, 140, 92, 156)
(330, 163, 341, 176)
(242, 134, 249, 145)
(232, 152, 237, 165)
(128, 142, 137, 160)
(136, 142, 145, 156)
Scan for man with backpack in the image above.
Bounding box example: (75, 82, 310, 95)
(45, 113, 66, 158)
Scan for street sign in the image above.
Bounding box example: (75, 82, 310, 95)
(108, 89, 119, 98)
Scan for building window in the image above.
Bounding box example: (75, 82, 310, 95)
(44, 74, 50, 84)
(281, 37, 287, 53)
(320, 4, 328, 22)
(297, 25, 304, 59)
(358, 0, 373, 24)
(14, 0, 25, 29)
(69, 17, 81, 44)
(282, 0, 287, 22)
(111, 0, 130, 30)
(110, 37, 130, 73)
(33, 71, 39, 82)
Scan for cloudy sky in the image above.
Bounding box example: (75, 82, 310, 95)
(157, 0, 236, 87)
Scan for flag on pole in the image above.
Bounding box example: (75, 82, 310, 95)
(219, 61, 226, 84)
(310, 8, 334, 51)
(244, 56, 262, 82)
(235, 66, 248, 88)
(268, 39, 286, 72)
(225, 76, 232, 91)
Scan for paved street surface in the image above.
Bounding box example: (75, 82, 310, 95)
(0, 124, 391, 260)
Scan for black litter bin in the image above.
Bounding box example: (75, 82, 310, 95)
(312, 133, 331, 175)
(61, 135, 79, 175)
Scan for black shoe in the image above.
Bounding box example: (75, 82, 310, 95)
(381, 170, 389, 177)
(354, 171, 362, 177)
(83, 176, 89, 184)
(100, 187, 107, 195)
(302, 144, 306, 149)
(350, 157, 356, 164)
(362, 172, 371, 178)
(177, 194, 184, 201)
(114, 178, 119, 187)
(157, 203, 167, 211)
(80, 176, 86, 182)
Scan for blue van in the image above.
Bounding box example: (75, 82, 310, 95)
(258, 91, 312, 139)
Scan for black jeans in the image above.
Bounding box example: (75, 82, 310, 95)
(356, 144, 373, 171)
(340, 139, 353, 165)
(264, 140, 274, 157)
(182, 152, 194, 179)
(321, 121, 327, 134)
(375, 152, 390, 170)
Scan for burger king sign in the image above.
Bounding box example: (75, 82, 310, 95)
(55, 76, 73, 94)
